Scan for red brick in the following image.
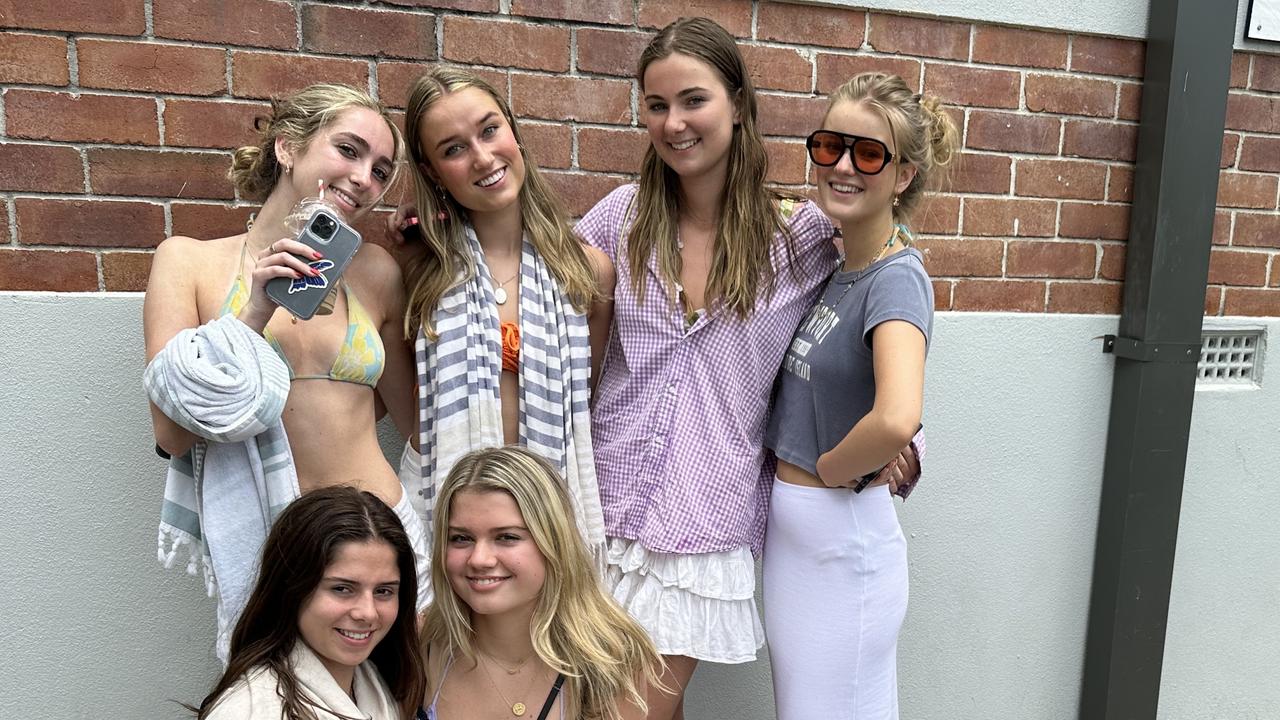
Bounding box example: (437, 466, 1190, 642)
(758, 2, 865, 49)
(1026, 74, 1117, 118)
(5, 90, 158, 145)
(868, 13, 969, 61)
(764, 139, 808, 186)
(932, 279, 953, 309)
(756, 93, 827, 137)
(1216, 172, 1278, 210)
(1223, 288, 1280, 316)
(1100, 243, 1125, 280)
(1225, 93, 1280, 134)
(637, 0, 753, 38)
(231, 51, 369, 100)
(102, 251, 153, 291)
(77, 40, 226, 95)
(1063, 120, 1137, 162)
(951, 153, 1011, 194)
(972, 26, 1067, 70)
(742, 45, 812, 93)
(1221, 133, 1240, 169)
(578, 127, 649, 174)
(304, 5, 435, 61)
(88, 148, 233, 200)
(1251, 53, 1280, 93)
(378, 63, 507, 112)
(577, 28, 650, 78)
(171, 203, 259, 239)
(445, 17, 569, 72)
(1107, 165, 1134, 202)
(924, 63, 1020, 110)
(518, 121, 571, 170)
(912, 195, 961, 234)
(1048, 282, 1122, 313)
(953, 279, 1045, 312)
(1007, 240, 1096, 278)
(380, 0, 496, 9)
(14, 198, 163, 248)
(967, 111, 1059, 155)
(1070, 35, 1144, 78)
(0, 143, 84, 193)
(0, 248, 98, 290)
(546, 171, 629, 217)
(1230, 53, 1250, 89)
(914, 238, 1003, 277)
(1117, 82, 1141, 121)
(154, 0, 297, 50)
(1015, 159, 1108, 201)
(1208, 248, 1268, 286)
(164, 99, 269, 149)
(816, 53, 921, 94)
(1239, 136, 1280, 173)
(1205, 287, 1223, 315)
(1274, 261, 1280, 289)
(1213, 210, 1232, 246)
(962, 197, 1057, 237)
(1233, 212, 1280, 249)
(1060, 202, 1130, 240)
(512, 74, 631, 124)
(0, 0, 144, 35)
(0, 32, 68, 85)
(514, 0, 631, 24)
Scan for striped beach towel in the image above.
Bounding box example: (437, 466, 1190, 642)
(410, 225, 605, 564)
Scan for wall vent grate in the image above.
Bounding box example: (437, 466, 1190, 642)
(1198, 330, 1263, 384)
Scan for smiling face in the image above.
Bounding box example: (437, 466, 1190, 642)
(444, 489, 547, 621)
(641, 52, 739, 187)
(415, 86, 526, 220)
(297, 539, 401, 686)
(815, 100, 916, 227)
(276, 106, 396, 221)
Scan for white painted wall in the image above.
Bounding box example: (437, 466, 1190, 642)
(1, 294, 1276, 719)
(797, 0, 1279, 54)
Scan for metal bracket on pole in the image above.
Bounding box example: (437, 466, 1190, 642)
(1101, 335, 1200, 363)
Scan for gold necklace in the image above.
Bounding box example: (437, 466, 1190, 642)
(479, 648, 531, 675)
(493, 270, 519, 305)
(476, 652, 542, 717)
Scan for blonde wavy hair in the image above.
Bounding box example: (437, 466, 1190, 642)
(629, 16, 799, 316)
(825, 72, 960, 221)
(228, 83, 404, 203)
(402, 67, 598, 340)
(422, 447, 665, 720)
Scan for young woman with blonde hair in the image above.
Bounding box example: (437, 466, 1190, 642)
(419, 446, 665, 720)
(143, 83, 429, 660)
(574, 18, 924, 718)
(762, 71, 958, 719)
(392, 67, 613, 564)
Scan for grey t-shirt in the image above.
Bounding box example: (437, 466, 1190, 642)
(765, 247, 933, 476)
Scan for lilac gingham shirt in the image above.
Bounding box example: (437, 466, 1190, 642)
(576, 184, 840, 556)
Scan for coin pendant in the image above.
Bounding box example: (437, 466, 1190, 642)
(495, 287, 508, 305)
(512, 702, 526, 716)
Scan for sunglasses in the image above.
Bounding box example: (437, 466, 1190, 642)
(806, 130, 895, 175)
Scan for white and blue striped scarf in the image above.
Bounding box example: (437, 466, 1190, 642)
(411, 226, 605, 563)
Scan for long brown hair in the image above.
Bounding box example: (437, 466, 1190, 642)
(422, 447, 666, 719)
(629, 16, 797, 316)
(402, 67, 598, 340)
(189, 487, 425, 720)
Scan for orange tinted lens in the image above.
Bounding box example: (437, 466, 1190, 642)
(852, 140, 887, 173)
(809, 133, 845, 165)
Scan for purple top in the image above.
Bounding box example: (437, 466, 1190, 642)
(576, 184, 838, 556)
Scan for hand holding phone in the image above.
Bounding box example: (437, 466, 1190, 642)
(264, 206, 362, 320)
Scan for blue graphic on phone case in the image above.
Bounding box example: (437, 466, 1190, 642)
(288, 259, 336, 294)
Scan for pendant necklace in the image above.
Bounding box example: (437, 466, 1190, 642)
(477, 651, 540, 717)
(825, 224, 904, 309)
(493, 270, 519, 305)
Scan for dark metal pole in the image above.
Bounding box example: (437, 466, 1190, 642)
(1079, 2, 1238, 719)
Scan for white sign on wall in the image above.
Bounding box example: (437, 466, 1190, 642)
(1247, 0, 1280, 42)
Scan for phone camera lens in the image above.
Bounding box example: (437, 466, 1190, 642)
(310, 214, 337, 240)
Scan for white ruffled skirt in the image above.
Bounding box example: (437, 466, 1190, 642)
(605, 536, 766, 664)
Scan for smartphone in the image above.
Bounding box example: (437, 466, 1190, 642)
(264, 206, 362, 320)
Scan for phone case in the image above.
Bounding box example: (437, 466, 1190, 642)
(264, 206, 362, 320)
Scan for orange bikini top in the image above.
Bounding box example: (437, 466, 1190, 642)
(500, 321, 520, 374)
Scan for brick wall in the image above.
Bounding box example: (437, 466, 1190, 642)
(0, 0, 1276, 315)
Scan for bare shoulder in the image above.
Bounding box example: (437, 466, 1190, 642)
(584, 245, 615, 288)
(346, 242, 405, 313)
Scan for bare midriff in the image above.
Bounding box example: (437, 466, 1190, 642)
(281, 381, 401, 506)
(775, 457, 828, 489)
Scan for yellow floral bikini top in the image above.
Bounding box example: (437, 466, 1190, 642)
(220, 243, 385, 387)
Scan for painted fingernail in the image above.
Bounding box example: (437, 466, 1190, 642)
(312, 251, 324, 259)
